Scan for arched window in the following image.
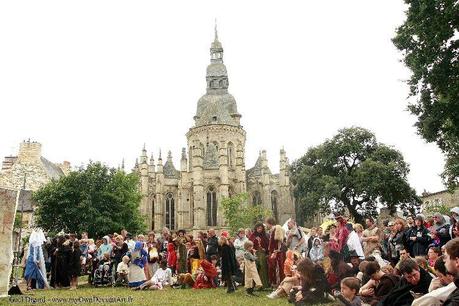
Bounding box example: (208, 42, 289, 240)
(271, 190, 279, 222)
(227, 142, 234, 169)
(253, 191, 262, 206)
(207, 186, 217, 226)
(165, 193, 175, 230)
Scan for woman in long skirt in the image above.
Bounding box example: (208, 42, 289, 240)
(249, 222, 270, 289)
(24, 229, 49, 290)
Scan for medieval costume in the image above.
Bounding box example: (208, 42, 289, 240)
(128, 241, 147, 287)
(249, 225, 270, 288)
(244, 248, 262, 294)
(24, 229, 49, 289)
(167, 239, 177, 273)
(55, 236, 72, 288)
(220, 241, 237, 293)
(193, 260, 218, 289)
(267, 224, 286, 286)
(177, 236, 187, 274)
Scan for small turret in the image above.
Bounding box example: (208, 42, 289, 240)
(180, 148, 187, 172)
(149, 154, 155, 174)
(157, 150, 163, 173)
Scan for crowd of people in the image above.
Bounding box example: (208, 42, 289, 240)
(20, 208, 459, 306)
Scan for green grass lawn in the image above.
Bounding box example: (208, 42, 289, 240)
(0, 285, 334, 306)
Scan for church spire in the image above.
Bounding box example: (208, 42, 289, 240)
(210, 21, 223, 64)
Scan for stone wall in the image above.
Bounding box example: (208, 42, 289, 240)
(0, 188, 18, 297)
(422, 188, 459, 211)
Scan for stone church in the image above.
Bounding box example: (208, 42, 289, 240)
(133, 28, 295, 231)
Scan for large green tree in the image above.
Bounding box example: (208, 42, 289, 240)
(393, 0, 459, 188)
(291, 127, 420, 224)
(33, 162, 146, 238)
(221, 193, 272, 235)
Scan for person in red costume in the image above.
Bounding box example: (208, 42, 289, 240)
(193, 259, 218, 289)
(265, 217, 286, 288)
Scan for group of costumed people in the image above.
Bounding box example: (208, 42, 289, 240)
(20, 208, 459, 306)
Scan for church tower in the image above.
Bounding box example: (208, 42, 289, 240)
(186, 24, 247, 229)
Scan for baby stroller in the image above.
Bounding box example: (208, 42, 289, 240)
(92, 258, 115, 287)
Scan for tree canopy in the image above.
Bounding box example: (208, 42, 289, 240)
(221, 193, 272, 235)
(393, 0, 459, 188)
(290, 127, 420, 224)
(33, 162, 146, 238)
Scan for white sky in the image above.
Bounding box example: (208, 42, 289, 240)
(0, 0, 446, 194)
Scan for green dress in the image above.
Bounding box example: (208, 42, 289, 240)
(256, 250, 269, 289)
(177, 238, 187, 273)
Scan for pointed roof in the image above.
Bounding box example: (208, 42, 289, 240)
(163, 151, 179, 178)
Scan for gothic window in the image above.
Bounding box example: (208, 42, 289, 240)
(227, 142, 234, 169)
(207, 186, 217, 226)
(271, 190, 279, 222)
(165, 193, 175, 230)
(253, 191, 262, 206)
(219, 80, 224, 87)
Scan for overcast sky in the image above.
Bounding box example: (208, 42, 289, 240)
(0, 1, 446, 194)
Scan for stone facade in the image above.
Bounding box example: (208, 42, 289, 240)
(0, 188, 18, 297)
(0, 140, 69, 232)
(0, 140, 68, 191)
(421, 188, 459, 211)
(134, 28, 296, 231)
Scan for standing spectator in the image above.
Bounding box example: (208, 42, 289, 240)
(146, 232, 160, 278)
(407, 215, 430, 256)
(362, 218, 382, 258)
(233, 228, 248, 262)
(388, 219, 405, 266)
(250, 222, 270, 289)
(432, 213, 451, 247)
(69, 240, 81, 290)
(307, 227, 317, 255)
(286, 219, 307, 254)
(219, 236, 237, 293)
(176, 230, 188, 274)
(266, 217, 286, 287)
(243, 240, 262, 296)
(166, 236, 177, 274)
(333, 215, 350, 256)
(128, 241, 147, 288)
(113, 235, 128, 273)
(347, 224, 364, 260)
(206, 229, 219, 261)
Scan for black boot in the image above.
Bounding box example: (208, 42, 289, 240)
(246, 287, 257, 296)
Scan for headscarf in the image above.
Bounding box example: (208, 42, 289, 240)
(131, 241, 147, 268)
(29, 228, 46, 248)
(433, 213, 447, 230)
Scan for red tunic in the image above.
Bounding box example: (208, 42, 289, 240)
(167, 242, 177, 268)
